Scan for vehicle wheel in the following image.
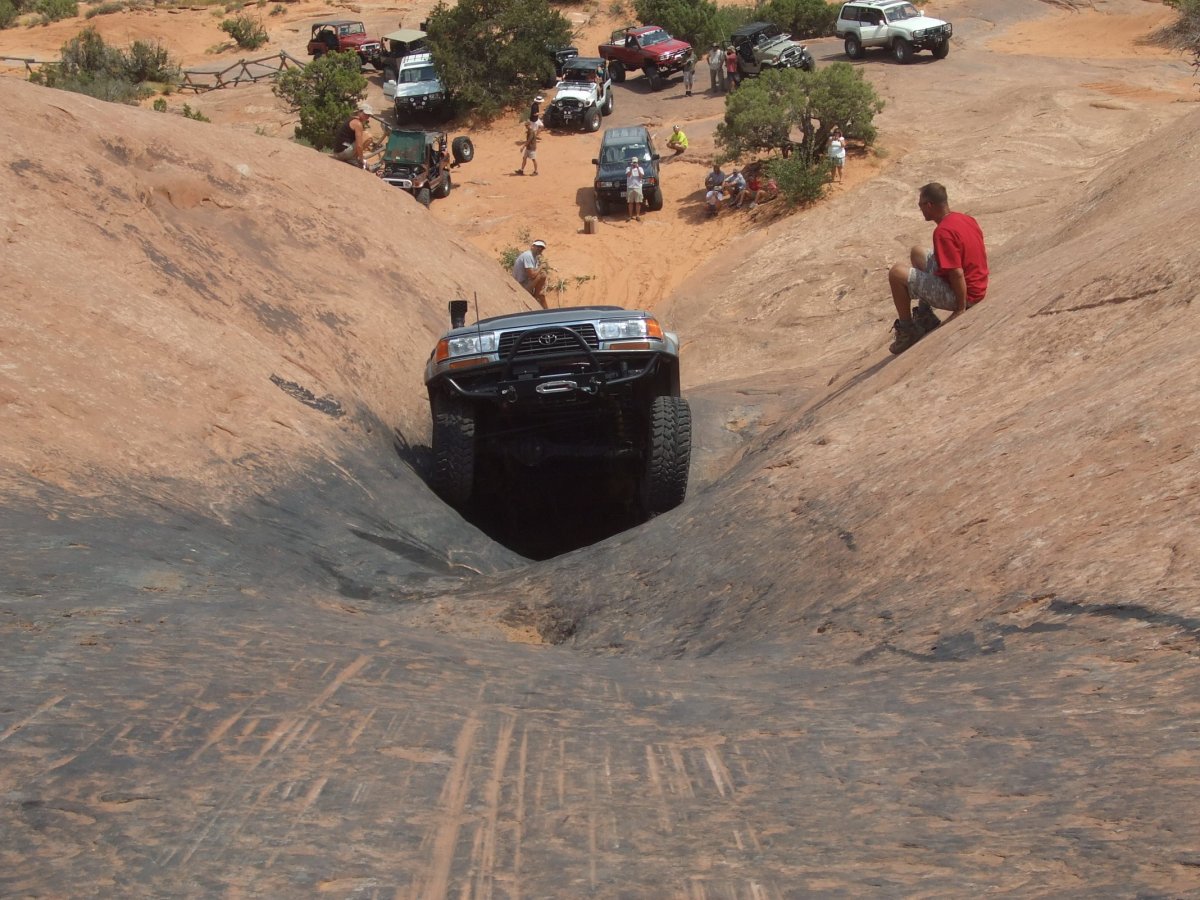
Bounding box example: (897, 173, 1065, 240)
(932, 38, 950, 59)
(893, 37, 913, 63)
(451, 136, 474, 164)
(585, 106, 601, 133)
(595, 194, 608, 217)
(600, 90, 614, 115)
(416, 187, 432, 207)
(802, 54, 816, 72)
(434, 171, 451, 199)
(641, 395, 691, 516)
(645, 186, 663, 212)
(431, 394, 476, 506)
(646, 66, 664, 90)
(609, 60, 626, 82)
(844, 35, 862, 59)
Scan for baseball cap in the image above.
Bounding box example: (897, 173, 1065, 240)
(358, 103, 374, 116)
(532, 240, 547, 248)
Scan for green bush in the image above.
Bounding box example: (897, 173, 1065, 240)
(121, 38, 179, 82)
(755, 0, 838, 39)
(181, 103, 210, 121)
(273, 50, 367, 149)
(219, 12, 267, 50)
(152, 96, 167, 111)
(31, 27, 181, 105)
(0, 0, 18, 28)
(424, 0, 574, 117)
(765, 152, 828, 204)
(85, 0, 125, 17)
(34, 0, 77, 22)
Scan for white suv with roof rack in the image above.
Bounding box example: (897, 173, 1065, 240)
(835, 1, 952, 63)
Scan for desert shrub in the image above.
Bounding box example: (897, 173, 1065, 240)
(273, 50, 367, 149)
(85, 0, 125, 17)
(633, 0, 723, 48)
(269, 2, 283, 14)
(1159, 0, 1200, 75)
(765, 152, 828, 204)
(31, 27, 179, 104)
(220, 12, 267, 49)
(0, 0, 18, 27)
(152, 96, 167, 111)
(755, 0, 838, 39)
(181, 103, 209, 121)
(121, 38, 179, 82)
(424, 0, 573, 117)
(34, 0, 77, 21)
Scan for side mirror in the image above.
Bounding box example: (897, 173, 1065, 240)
(591, 158, 599, 165)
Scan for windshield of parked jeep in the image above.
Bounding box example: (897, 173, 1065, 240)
(885, 3, 920, 21)
(753, 25, 783, 45)
(399, 65, 437, 83)
(339, 23, 366, 36)
(384, 131, 428, 164)
(638, 29, 670, 46)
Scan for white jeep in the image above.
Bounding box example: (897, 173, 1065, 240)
(543, 56, 614, 133)
(836, 0, 952, 63)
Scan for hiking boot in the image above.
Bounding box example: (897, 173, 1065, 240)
(913, 300, 941, 333)
(889, 319, 925, 355)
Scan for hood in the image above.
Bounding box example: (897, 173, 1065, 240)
(900, 13, 949, 31)
(647, 38, 691, 61)
(760, 39, 807, 65)
(553, 83, 599, 105)
(596, 154, 658, 183)
(385, 77, 445, 100)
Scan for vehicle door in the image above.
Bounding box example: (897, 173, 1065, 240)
(859, 8, 888, 45)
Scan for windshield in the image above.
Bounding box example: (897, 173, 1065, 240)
(384, 132, 428, 164)
(340, 23, 366, 36)
(638, 29, 670, 46)
(400, 65, 437, 83)
(885, 3, 920, 21)
(602, 144, 650, 164)
(754, 25, 783, 44)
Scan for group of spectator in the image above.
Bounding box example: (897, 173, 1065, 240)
(705, 43, 743, 93)
(703, 163, 778, 215)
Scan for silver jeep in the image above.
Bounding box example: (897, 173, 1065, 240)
(544, 57, 614, 133)
(836, 0, 952, 63)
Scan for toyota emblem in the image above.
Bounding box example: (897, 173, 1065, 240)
(538, 333, 559, 346)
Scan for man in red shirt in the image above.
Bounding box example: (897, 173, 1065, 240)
(887, 182, 989, 354)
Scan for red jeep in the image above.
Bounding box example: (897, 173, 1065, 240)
(598, 25, 692, 90)
(306, 20, 383, 71)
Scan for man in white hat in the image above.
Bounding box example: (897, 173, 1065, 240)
(511, 239, 548, 308)
(332, 103, 374, 167)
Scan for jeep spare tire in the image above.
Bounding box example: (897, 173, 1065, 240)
(451, 136, 474, 164)
(641, 395, 691, 515)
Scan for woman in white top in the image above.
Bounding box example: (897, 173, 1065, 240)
(828, 126, 846, 183)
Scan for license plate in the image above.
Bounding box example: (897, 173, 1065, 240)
(619, 191, 627, 198)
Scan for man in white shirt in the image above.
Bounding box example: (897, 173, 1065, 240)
(626, 157, 644, 221)
(511, 239, 548, 307)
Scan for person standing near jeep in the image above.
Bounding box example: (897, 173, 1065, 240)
(888, 182, 989, 354)
(512, 239, 549, 307)
(706, 43, 725, 92)
(332, 104, 373, 167)
(626, 156, 645, 221)
(516, 114, 542, 175)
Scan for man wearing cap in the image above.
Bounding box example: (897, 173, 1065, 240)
(625, 155, 645, 222)
(332, 104, 374, 167)
(516, 113, 542, 175)
(512, 239, 548, 308)
(667, 125, 689, 157)
(706, 43, 725, 93)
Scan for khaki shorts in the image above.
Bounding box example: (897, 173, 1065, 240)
(626, 186, 644, 202)
(908, 251, 959, 311)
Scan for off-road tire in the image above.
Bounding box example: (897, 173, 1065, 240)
(844, 35, 863, 59)
(641, 395, 691, 515)
(646, 66, 664, 91)
(893, 38, 913, 63)
(609, 60, 626, 82)
(543, 106, 560, 128)
(600, 90, 614, 115)
(452, 136, 474, 164)
(932, 38, 950, 59)
(802, 55, 816, 72)
(416, 186, 432, 208)
(433, 171, 451, 199)
(585, 106, 602, 133)
(430, 395, 476, 506)
(645, 186, 663, 212)
(595, 194, 609, 217)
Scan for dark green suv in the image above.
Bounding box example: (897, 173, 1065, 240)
(591, 125, 662, 217)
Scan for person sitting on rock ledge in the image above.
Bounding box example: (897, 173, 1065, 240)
(888, 182, 989, 354)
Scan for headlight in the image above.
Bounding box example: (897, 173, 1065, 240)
(436, 332, 498, 362)
(913, 29, 925, 38)
(598, 318, 663, 340)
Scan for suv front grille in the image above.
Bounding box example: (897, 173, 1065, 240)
(498, 325, 600, 358)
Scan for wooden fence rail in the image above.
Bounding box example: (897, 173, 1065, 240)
(0, 50, 306, 92)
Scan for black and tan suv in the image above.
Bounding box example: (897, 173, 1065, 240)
(591, 125, 662, 217)
(425, 303, 691, 517)
(836, 0, 952, 63)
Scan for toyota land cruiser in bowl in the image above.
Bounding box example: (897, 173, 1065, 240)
(425, 303, 691, 518)
(591, 125, 662, 216)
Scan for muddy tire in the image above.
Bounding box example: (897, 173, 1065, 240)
(609, 60, 626, 82)
(585, 106, 602, 133)
(595, 194, 609, 216)
(646, 65, 664, 90)
(431, 395, 476, 506)
(844, 35, 862, 59)
(416, 186, 432, 207)
(451, 136, 474, 164)
(641, 395, 691, 515)
(932, 39, 950, 60)
(893, 37, 913, 63)
(433, 171, 451, 199)
(601, 89, 614, 115)
(645, 185, 663, 212)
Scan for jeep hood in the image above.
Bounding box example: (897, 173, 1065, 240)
(385, 77, 445, 100)
(553, 83, 599, 104)
(758, 36, 804, 62)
